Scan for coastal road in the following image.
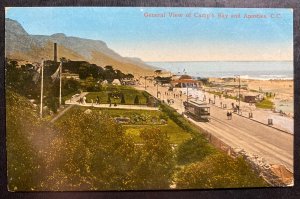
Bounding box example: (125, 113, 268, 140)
(135, 84, 294, 172)
(192, 105, 293, 172)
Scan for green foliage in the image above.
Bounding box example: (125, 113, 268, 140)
(52, 108, 176, 190)
(176, 135, 215, 165)
(134, 95, 140, 104)
(52, 108, 136, 190)
(86, 86, 148, 105)
(175, 153, 268, 189)
(224, 94, 238, 100)
(120, 93, 125, 104)
(5, 60, 40, 99)
(6, 90, 46, 191)
(255, 98, 274, 109)
(197, 77, 209, 85)
(80, 76, 100, 92)
(160, 103, 200, 136)
(207, 90, 222, 97)
(47, 96, 58, 113)
(131, 127, 175, 189)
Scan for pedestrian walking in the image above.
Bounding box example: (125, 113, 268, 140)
(96, 96, 100, 104)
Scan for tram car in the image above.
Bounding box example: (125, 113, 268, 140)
(183, 100, 210, 121)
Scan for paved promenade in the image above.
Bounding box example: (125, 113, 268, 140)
(135, 83, 293, 172)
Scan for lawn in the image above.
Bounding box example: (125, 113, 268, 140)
(255, 97, 274, 109)
(124, 119, 192, 144)
(56, 106, 192, 145)
(85, 86, 149, 105)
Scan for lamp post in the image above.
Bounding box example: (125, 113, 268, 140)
(156, 82, 159, 98)
(235, 75, 241, 113)
(186, 83, 189, 102)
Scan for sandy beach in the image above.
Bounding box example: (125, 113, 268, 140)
(208, 78, 294, 116)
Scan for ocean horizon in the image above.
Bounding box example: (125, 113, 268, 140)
(147, 61, 293, 80)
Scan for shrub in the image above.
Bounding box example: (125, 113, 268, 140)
(175, 153, 268, 189)
(121, 93, 125, 104)
(134, 95, 139, 104)
(255, 98, 274, 109)
(160, 103, 199, 135)
(6, 90, 46, 191)
(131, 127, 175, 189)
(177, 135, 215, 165)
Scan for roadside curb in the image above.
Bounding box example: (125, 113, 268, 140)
(211, 103, 292, 135)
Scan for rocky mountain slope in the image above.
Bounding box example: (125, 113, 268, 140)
(5, 18, 154, 75)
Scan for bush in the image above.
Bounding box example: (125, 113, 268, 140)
(160, 103, 199, 135)
(131, 127, 175, 189)
(47, 96, 58, 113)
(134, 95, 139, 104)
(121, 93, 125, 104)
(53, 109, 176, 190)
(6, 90, 46, 191)
(175, 153, 268, 189)
(177, 135, 215, 165)
(255, 98, 274, 109)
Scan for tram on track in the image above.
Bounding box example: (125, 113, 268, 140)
(183, 100, 210, 122)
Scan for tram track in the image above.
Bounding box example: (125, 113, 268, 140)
(196, 113, 293, 171)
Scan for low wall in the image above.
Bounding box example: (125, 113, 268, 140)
(193, 123, 293, 187)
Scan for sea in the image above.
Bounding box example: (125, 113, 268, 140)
(147, 61, 293, 80)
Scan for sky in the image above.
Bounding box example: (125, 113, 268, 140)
(6, 7, 293, 62)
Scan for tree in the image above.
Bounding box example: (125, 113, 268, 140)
(154, 70, 162, 76)
(107, 93, 111, 103)
(121, 93, 125, 104)
(6, 90, 47, 191)
(134, 95, 139, 104)
(52, 108, 138, 190)
(131, 127, 175, 189)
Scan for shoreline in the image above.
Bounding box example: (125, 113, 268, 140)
(208, 78, 294, 115)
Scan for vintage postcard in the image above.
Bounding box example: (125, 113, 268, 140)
(5, 7, 293, 191)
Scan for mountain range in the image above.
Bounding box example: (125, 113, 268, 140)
(5, 18, 156, 75)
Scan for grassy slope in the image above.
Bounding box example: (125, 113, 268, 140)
(57, 106, 192, 145)
(7, 91, 267, 190)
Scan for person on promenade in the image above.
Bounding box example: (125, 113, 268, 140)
(227, 111, 230, 120)
(96, 96, 100, 105)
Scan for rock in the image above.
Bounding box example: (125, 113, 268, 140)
(270, 164, 293, 185)
(160, 119, 167, 124)
(84, 109, 92, 114)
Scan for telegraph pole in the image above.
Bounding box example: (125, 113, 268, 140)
(186, 83, 189, 102)
(238, 75, 241, 109)
(40, 60, 44, 118)
(156, 82, 159, 98)
(59, 62, 62, 106)
(235, 75, 241, 113)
